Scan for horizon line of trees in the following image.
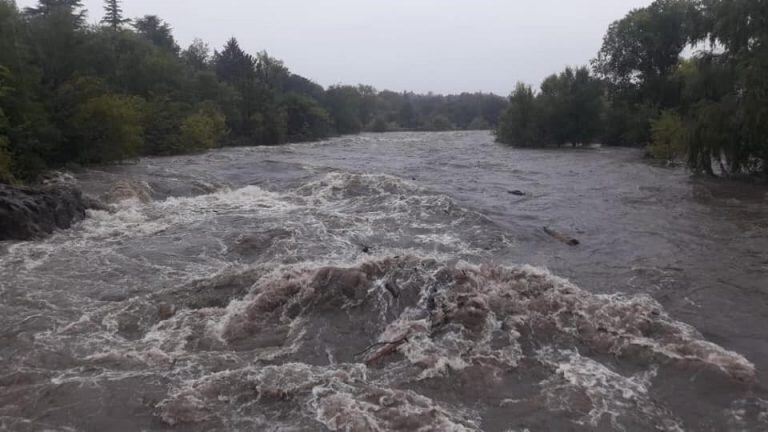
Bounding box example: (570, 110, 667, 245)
(495, 0, 768, 177)
(0, 0, 507, 183)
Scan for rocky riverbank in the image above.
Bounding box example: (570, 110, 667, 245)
(0, 183, 88, 241)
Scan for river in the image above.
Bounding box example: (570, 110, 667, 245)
(1, 131, 767, 431)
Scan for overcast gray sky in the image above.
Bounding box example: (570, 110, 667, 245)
(18, 0, 653, 95)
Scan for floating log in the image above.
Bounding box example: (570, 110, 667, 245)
(543, 226, 580, 246)
(364, 337, 408, 365)
(355, 335, 410, 365)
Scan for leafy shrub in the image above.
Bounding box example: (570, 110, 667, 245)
(648, 110, 686, 161)
(179, 104, 228, 151)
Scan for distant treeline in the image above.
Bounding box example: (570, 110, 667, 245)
(496, 0, 768, 177)
(0, 0, 507, 182)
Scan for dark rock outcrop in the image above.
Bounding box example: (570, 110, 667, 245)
(0, 183, 87, 241)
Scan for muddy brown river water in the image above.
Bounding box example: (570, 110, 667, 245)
(1, 131, 767, 431)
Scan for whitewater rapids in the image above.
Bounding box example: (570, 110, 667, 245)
(1, 131, 767, 431)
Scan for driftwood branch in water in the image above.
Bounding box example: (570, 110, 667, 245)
(543, 226, 580, 246)
(365, 337, 408, 365)
(355, 338, 404, 358)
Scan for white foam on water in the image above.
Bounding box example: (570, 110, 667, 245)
(1, 170, 762, 431)
(536, 347, 680, 430)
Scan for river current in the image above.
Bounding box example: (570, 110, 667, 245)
(1, 131, 767, 431)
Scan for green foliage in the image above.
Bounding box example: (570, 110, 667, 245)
(282, 93, 331, 141)
(0, 140, 12, 183)
(424, 115, 454, 131)
(101, 0, 129, 30)
(179, 104, 227, 152)
(141, 97, 186, 155)
(702, 0, 768, 175)
(182, 39, 210, 71)
(496, 83, 541, 147)
(601, 101, 656, 147)
(248, 109, 287, 146)
(0, 64, 11, 158)
(369, 117, 389, 132)
(0, 67, 12, 182)
(24, 0, 87, 88)
(24, 0, 86, 26)
(71, 94, 144, 163)
(539, 67, 604, 146)
(0, 0, 509, 180)
(214, 38, 255, 86)
(594, 0, 700, 106)
(496, 68, 604, 147)
(588, 0, 768, 175)
(649, 110, 686, 160)
(325, 86, 364, 134)
(133, 15, 179, 54)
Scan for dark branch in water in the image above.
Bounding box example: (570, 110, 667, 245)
(354, 337, 409, 362)
(543, 226, 580, 246)
(363, 337, 409, 365)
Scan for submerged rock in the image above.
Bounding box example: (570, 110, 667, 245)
(0, 183, 87, 241)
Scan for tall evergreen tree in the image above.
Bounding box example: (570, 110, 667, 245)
(213, 38, 255, 85)
(101, 0, 129, 30)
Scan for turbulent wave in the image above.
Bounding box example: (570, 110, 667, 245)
(143, 256, 752, 431)
(0, 168, 763, 431)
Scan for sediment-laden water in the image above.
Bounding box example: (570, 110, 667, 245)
(1, 131, 767, 431)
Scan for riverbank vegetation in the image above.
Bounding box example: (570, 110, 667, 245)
(0, 0, 507, 182)
(495, 0, 767, 177)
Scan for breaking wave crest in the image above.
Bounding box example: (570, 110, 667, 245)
(142, 257, 754, 430)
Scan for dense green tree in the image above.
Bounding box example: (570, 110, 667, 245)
(282, 93, 332, 141)
(133, 15, 178, 54)
(255, 52, 289, 90)
(594, 0, 700, 106)
(248, 109, 287, 145)
(369, 116, 389, 132)
(495, 83, 541, 147)
(538, 67, 604, 146)
(71, 93, 144, 163)
(0, 66, 13, 182)
(214, 38, 254, 86)
(698, 0, 768, 175)
(24, 0, 88, 88)
(496, 67, 603, 147)
(1, 0, 60, 179)
(593, 0, 703, 148)
(24, 0, 85, 25)
(182, 38, 210, 71)
(179, 103, 227, 152)
(141, 97, 187, 155)
(284, 74, 325, 101)
(648, 110, 686, 160)
(325, 85, 364, 134)
(588, 0, 767, 175)
(425, 114, 454, 131)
